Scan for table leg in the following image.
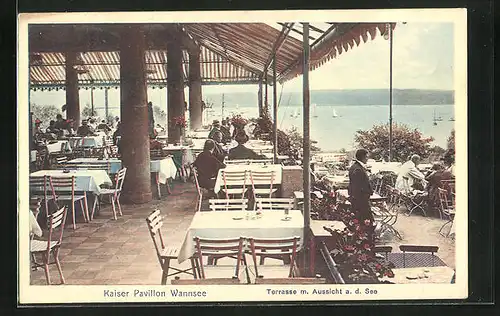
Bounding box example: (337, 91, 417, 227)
(156, 173, 161, 199)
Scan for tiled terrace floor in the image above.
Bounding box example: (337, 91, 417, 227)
(29, 182, 456, 285)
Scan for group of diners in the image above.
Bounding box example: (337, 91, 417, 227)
(193, 119, 269, 197)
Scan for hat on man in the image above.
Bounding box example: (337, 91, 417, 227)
(212, 119, 220, 126)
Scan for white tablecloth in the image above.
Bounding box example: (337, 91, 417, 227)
(69, 136, 104, 148)
(45, 141, 71, 154)
(30, 169, 112, 195)
(68, 157, 177, 184)
(367, 162, 402, 174)
(187, 130, 210, 139)
(213, 164, 283, 193)
(177, 209, 304, 263)
(31, 150, 37, 162)
(227, 140, 274, 153)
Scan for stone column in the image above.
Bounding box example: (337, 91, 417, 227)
(65, 51, 80, 127)
(119, 25, 152, 204)
(167, 41, 185, 143)
(258, 80, 263, 117)
(188, 50, 202, 130)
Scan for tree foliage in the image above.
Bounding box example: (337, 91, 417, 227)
(153, 106, 166, 126)
(81, 104, 97, 118)
(354, 123, 434, 162)
(31, 103, 61, 128)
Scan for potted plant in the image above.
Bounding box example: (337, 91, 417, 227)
(230, 114, 248, 137)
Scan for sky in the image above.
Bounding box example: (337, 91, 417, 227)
(30, 22, 454, 111)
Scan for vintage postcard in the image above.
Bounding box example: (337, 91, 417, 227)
(18, 8, 467, 304)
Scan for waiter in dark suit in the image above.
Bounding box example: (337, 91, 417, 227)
(348, 149, 375, 240)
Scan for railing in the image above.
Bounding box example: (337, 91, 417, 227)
(319, 241, 345, 284)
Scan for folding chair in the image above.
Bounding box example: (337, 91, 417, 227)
(171, 278, 241, 285)
(247, 159, 273, 165)
(254, 277, 326, 284)
(438, 188, 455, 237)
(254, 198, 294, 212)
(208, 199, 248, 211)
(50, 176, 89, 230)
(31, 206, 68, 285)
(224, 159, 249, 165)
(193, 236, 246, 281)
(93, 167, 126, 220)
(221, 170, 248, 199)
(401, 177, 426, 217)
(249, 170, 277, 199)
(248, 236, 300, 278)
(55, 156, 68, 166)
(146, 210, 196, 284)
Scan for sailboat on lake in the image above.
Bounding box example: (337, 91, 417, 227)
(312, 103, 318, 118)
(332, 108, 338, 118)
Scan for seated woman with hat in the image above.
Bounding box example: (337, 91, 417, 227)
(228, 131, 267, 160)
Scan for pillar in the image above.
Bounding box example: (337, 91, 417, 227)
(119, 25, 152, 204)
(188, 50, 203, 130)
(167, 41, 185, 143)
(264, 78, 268, 115)
(258, 80, 263, 117)
(65, 51, 80, 127)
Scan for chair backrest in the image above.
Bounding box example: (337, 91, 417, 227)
(29, 175, 52, 196)
(208, 199, 248, 211)
(224, 159, 250, 165)
(249, 170, 275, 186)
(255, 198, 294, 212)
(45, 206, 68, 254)
(56, 156, 68, 165)
(248, 236, 300, 278)
(50, 176, 76, 198)
(247, 159, 273, 165)
(438, 188, 453, 211)
(145, 209, 166, 266)
(399, 244, 439, 268)
(221, 170, 248, 197)
(193, 236, 245, 279)
(114, 167, 127, 191)
(191, 165, 202, 196)
(255, 277, 327, 284)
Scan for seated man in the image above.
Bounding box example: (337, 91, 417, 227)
(45, 120, 58, 134)
(193, 139, 226, 191)
(208, 120, 222, 141)
(96, 120, 112, 132)
(395, 154, 427, 194)
(76, 120, 97, 137)
(228, 131, 267, 160)
(220, 120, 232, 144)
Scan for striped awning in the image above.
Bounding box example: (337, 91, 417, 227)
(28, 23, 393, 89)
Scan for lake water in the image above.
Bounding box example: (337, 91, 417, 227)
(203, 104, 455, 152)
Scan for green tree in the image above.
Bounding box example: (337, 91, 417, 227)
(31, 103, 61, 128)
(354, 123, 434, 162)
(153, 106, 167, 126)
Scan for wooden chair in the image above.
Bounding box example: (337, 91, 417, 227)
(146, 210, 196, 285)
(55, 156, 68, 166)
(399, 245, 440, 268)
(191, 166, 204, 212)
(254, 198, 294, 212)
(224, 159, 250, 165)
(221, 170, 248, 199)
(248, 236, 300, 278)
(31, 206, 68, 285)
(438, 188, 455, 237)
(93, 167, 126, 220)
(50, 176, 89, 230)
(29, 175, 56, 218)
(171, 278, 241, 285)
(249, 170, 277, 199)
(193, 236, 246, 280)
(247, 159, 273, 165)
(208, 199, 248, 212)
(254, 277, 327, 284)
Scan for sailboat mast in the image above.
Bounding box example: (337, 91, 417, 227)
(221, 93, 225, 120)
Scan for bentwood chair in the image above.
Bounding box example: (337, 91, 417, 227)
(93, 167, 127, 220)
(438, 188, 455, 237)
(31, 206, 68, 285)
(146, 210, 197, 285)
(50, 176, 89, 230)
(248, 236, 300, 278)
